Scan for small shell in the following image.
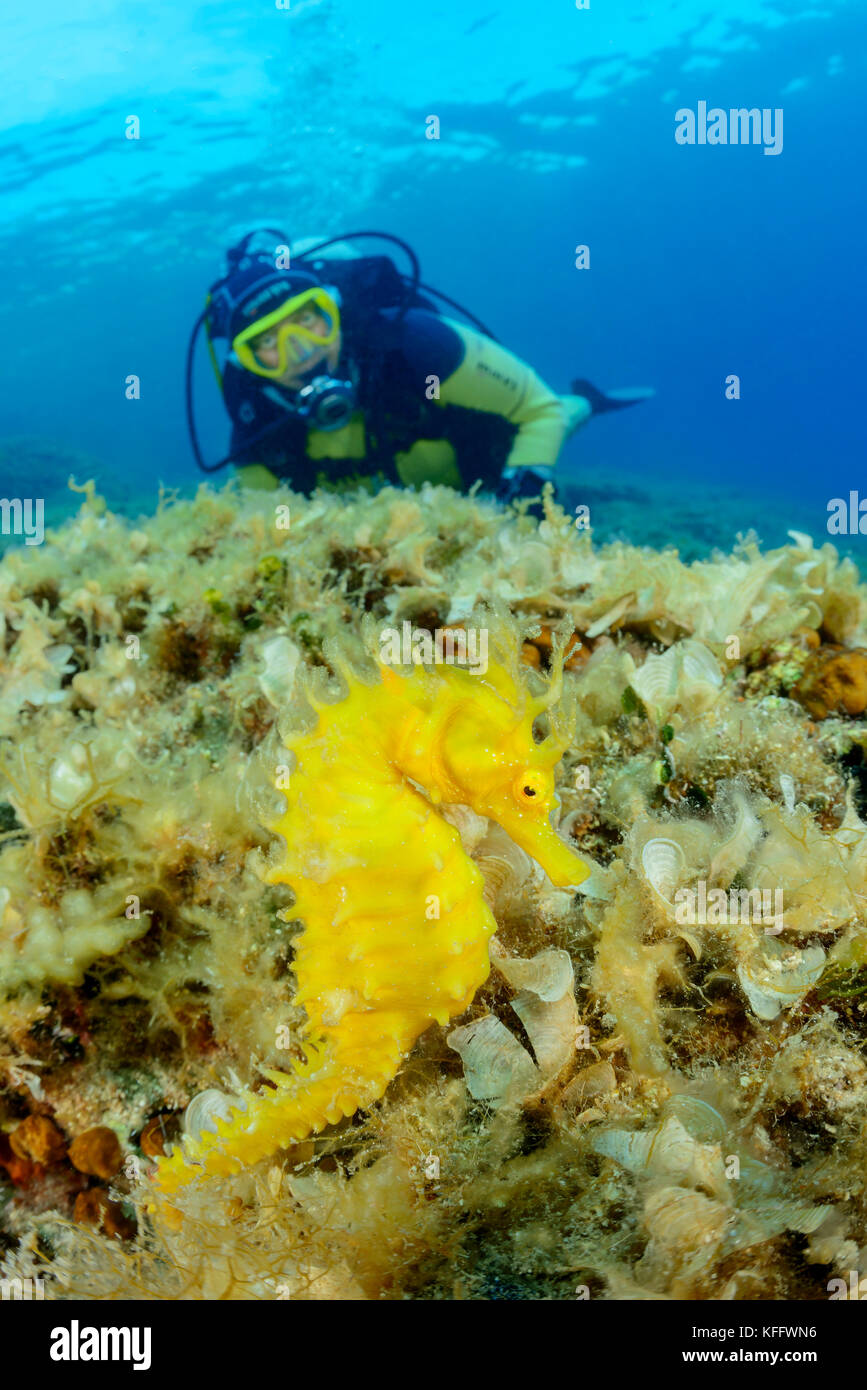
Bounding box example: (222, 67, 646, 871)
(488, 944, 579, 1081)
(258, 636, 301, 708)
(731, 1196, 832, 1250)
(449, 946, 581, 1101)
(536, 884, 581, 925)
(631, 648, 679, 715)
(560, 1060, 617, 1112)
(48, 742, 94, 811)
(649, 1117, 714, 1179)
(184, 1089, 247, 1142)
(631, 640, 722, 721)
(737, 937, 825, 1021)
(664, 1096, 726, 1144)
(492, 944, 574, 1002)
(446, 1014, 538, 1105)
(593, 1128, 654, 1172)
(779, 774, 796, 814)
(477, 856, 531, 913)
(476, 824, 537, 911)
(594, 1113, 728, 1196)
(737, 1154, 784, 1199)
(708, 783, 763, 886)
(677, 929, 703, 960)
(440, 802, 490, 855)
(571, 854, 615, 902)
(641, 837, 687, 907)
(642, 1186, 729, 1254)
(680, 640, 724, 698)
(512, 988, 578, 1079)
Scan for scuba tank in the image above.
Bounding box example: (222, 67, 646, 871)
(186, 230, 497, 473)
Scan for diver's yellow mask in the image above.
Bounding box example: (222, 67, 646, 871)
(232, 287, 341, 380)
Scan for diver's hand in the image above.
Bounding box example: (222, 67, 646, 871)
(498, 465, 557, 504)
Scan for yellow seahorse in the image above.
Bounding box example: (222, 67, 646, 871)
(153, 625, 589, 1194)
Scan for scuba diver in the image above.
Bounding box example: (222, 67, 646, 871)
(187, 229, 652, 502)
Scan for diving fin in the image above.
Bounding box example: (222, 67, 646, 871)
(571, 379, 656, 414)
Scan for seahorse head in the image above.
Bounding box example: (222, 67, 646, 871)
(433, 639, 590, 890)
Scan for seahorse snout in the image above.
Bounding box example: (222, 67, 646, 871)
(502, 814, 590, 888)
(479, 785, 590, 888)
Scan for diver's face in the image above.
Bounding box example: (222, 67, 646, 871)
(248, 305, 341, 388)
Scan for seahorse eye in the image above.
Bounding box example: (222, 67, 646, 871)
(513, 769, 548, 804)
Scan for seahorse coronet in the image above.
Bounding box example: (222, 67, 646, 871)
(152, 634, 589, 1196)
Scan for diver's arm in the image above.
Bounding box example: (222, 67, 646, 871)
(224, 359, 300, 489)
(435, 322, 590, 469)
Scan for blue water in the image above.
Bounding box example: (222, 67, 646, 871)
(1, 0, 865, 554)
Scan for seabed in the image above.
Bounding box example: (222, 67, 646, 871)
(2, 476, 867, 1301)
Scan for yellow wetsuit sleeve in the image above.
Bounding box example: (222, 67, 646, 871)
(236, 463, 280, 490)
(436, 321, 589, 470)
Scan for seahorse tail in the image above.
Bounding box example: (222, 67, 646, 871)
(150, 1016, 414, 1196)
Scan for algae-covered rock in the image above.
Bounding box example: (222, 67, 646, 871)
(1, 478, 867, 1301)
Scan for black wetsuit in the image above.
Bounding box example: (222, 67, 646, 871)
(220, 241, 595, 497)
